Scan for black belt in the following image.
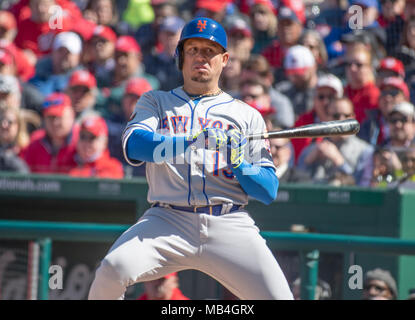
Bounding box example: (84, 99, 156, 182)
(153, 203, 242, 216)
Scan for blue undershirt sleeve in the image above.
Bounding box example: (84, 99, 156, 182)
(231, 161, 279, 205)
(126, 129, 190, 162)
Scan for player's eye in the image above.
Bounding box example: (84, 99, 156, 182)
(186, 47, 198, 55)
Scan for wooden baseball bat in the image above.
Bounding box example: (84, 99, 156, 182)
(246, 119, 360, 140)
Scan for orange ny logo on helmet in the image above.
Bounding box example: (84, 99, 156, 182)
(196, 19, 207, 32)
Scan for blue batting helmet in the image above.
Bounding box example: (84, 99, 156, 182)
(175, 17, 227, 69)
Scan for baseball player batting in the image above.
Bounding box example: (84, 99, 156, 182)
(88, 17, 293, 300)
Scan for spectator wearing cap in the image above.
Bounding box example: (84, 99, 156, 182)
(0, 104, 30, 173)
(134, 0, 179, 57)
(143, 16, 185, 91)
(239, 77, 276, 131)
(69, 114, 123, 179)
(102, 36, 159, 89)
(359, 77, 409, 146)
(248, 0, 278, 55)
(225, 16, 254, 64)
(29, 32, 83, 97)
(362, 268, 398, 300)
(14, 0, 76, 59)
(239, 54, 295, 129)
(376, 57, 405, 87)
(137, 272, 190, 300)
(107, 77, 152, 178)
(382, 101, 415, 148)
(292, 73, 344, 163)
(0, 10, 35, 82)
(22, 92, 79, 174)
(378, 0, 405, 55)
(261, 2, 305, 81)
(66, 70, 98, 120)
(275, 45, 318, 119)
(194, 0, 230, 23)
(344, 44, 380, 124)
(298, 97, 373, 186)
(95, 36, 159, 122)
(87, 25, 117, 88)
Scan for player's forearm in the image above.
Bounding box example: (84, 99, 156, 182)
(231, 161, 279, 205)
(126, 129, 191, 162)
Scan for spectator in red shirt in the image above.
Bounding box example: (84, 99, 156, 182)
(292, 73, 344, 162)
(14, 0, 74, 59)
(344, 44, 380, 124)
(22, 92, 78, 174)
(261, 3, 304, 83)
(137, 272, 190, 300)
(0, 10, 35, 81)
(69, 114, 123, 179)
(359, 77, 409, 146)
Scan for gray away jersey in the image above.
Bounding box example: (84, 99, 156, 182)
(122, 87, 276, 206)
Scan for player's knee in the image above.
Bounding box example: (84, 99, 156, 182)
(88, 259, 127, 300)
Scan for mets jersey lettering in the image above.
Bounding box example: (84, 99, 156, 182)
(122, 87, 275, 206)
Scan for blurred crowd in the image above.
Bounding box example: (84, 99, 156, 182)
(0, 0, 414, 188)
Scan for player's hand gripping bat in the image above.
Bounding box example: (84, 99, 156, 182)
(246, 119, 360, 140)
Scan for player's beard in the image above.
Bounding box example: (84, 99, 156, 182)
(191, 73, 211, 83)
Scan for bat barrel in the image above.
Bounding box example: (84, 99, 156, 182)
(246, 119, 360, 140)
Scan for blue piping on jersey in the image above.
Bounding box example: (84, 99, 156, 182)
(132, 123, 155, 132)
(204, 98, 235, 119)
(202, 98, 235, 205)
(171, 89, 195, 206)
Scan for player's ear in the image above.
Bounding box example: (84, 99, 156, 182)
(222, 51, 229, 67)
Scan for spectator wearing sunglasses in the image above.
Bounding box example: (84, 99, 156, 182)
(382, 101, 415, 148)
(359, 76, 409, 145)
(69, 114, 123, 179)
(297, 97, 373, 186)
(362, 268, 398, 300)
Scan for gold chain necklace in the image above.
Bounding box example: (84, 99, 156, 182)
(184, 88, 223, 100)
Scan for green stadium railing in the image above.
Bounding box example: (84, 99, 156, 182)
(1, 220, 415, 300)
